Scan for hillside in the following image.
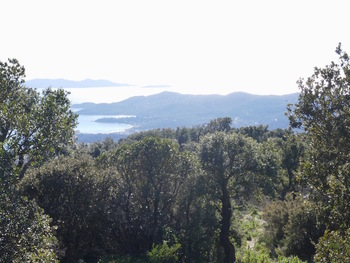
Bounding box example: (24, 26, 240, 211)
(73, 91, 299, 133)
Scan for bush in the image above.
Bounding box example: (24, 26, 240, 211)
(314, 228, 350, 262)
(262, 195, 324, 261)
(277, 255, 306, 263)
(0, 193, 58, 262)
(236, 247, 270, 263)
(98, 241, 181, 263)
(98, 255, 147, 263)
(147, 241, 182, 263)
(20, 155, 117, 261)
(236, 245, 306, 263)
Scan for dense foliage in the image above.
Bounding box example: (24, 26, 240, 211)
(2, 45, 350, 262)
(0, 58, 77, 262)
(288, 43, 350, 230)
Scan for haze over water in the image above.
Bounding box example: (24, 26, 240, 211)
(65, 85, 171, 104)
(41, 85, 299, 134)
(63, 84, 298, 105)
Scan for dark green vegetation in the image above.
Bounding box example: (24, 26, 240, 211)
(2, 44, 350, 262)
(0, 59, 77, 261)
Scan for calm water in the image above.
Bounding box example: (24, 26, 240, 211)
(37, 85, 231, 134)
(39, 86, 170, 134)
(75, 115, 135, 134)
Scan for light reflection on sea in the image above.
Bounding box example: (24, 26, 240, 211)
(37, 85, 170, 134)
(75, 115, 135, 134)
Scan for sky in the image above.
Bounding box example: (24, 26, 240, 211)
(2, 0, 350, 96)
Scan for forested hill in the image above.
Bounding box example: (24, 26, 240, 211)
(73, 91, 299, 131)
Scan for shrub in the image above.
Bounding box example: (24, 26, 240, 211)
(277, 255, 306, 263)
(98, 255, 147, 263)
(262, 195, 324, 261)
(0, 193, 58, 262)
(236, 245, 306, 263)
(314, 228, 350, 262)
(147, 241, 182, 263)
(236, 248, 271, 263)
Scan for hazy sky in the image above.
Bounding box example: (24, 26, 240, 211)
(2, 0, 350, 95)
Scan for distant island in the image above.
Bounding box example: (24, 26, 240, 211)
(25, 78, 131, 88)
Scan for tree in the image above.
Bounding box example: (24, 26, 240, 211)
(0, 58, 77, 178)
(0, 192, 58, 262)
(258, 133, 306, 200)
(0, 58, 77, 261)
(314, 228, 350, 262)
(20, 154, 118, 262)
(172, 149, 219, 262)
(287, 44, 350, 230)
(262, 195, 324, 261)
(205, 117, 233, 133)
(88, 137, 118, 157)
(1, 140, 58, 261)
(200, 132, 258, 263)
(279, 134, 305, 200)
(238, 125, 269, 143)
(111, 137, 195, 255)
(257, 137, 282, 198)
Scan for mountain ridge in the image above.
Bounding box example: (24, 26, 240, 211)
(72, 91, 299, 132)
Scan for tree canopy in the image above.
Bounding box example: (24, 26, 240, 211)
(0, 58, 77, 261)
(288, 43, 350, 230)
(4, 46, 350, 262)
(0, 59, 77, 178)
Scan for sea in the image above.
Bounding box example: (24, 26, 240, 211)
(73, 114, 134, 134)
(37, 84, 234, 134)
(45, 86, 170, 134)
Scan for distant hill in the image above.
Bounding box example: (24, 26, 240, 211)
(73, 91, 299, 132)
(25, 78, 130, 88)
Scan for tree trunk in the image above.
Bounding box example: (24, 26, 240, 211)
(220, 181, 235, 263)
(151, 189, 161, 246)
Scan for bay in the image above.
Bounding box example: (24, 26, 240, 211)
(76, 115, 134, 134)
(38, 85, 170, 134)
(36, 85, 231, 134)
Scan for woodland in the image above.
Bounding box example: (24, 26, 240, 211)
(1, 44, 350, 263)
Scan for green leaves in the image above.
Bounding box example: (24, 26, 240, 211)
(112, 137, 195, 253)
(200, 132, 258, 196)
(0, 58, 78, 261)
(314, 228, 350, 262)
(20, 154, 118, 261)
(200, 132, 259, 262)
(0, 59, 78, 178)
(0, 192, 58, 262)
(147, 241, 182, 263)
(287, 44, 350, 230)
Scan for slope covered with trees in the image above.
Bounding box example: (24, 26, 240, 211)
(2, 44, 350, 262)
(73, 91, 298, 134)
